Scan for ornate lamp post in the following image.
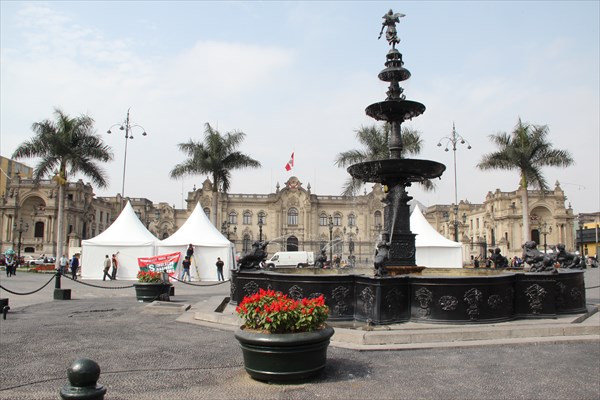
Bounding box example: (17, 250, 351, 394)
(344, 226, 359, 268)
(258, 215, 264, 242)
(221, 221, 237, 241)
(13, 218, 29, 262)
(540, 222, 552, 253)
(437, 123, 471, 242)
(107, 108, 147, 205)
(328, 215, 334, 264)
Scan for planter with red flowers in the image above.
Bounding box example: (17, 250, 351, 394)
(234, 288, 334, 382)
(133, 271, 172, 302)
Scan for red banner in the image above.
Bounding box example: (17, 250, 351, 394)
(137, 252, 181, 277)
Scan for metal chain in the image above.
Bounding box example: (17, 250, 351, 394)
(0, 273, 58, 295)
(62, 274, 135, 289)
(169, 275, 230, 287)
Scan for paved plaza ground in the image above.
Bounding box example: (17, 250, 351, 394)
(0, 269, 598, 400)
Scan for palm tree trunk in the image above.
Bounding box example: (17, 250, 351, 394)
(212, 189, 218, 226)
(521, 179, 530, 243)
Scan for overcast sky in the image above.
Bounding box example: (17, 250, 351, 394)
(1, 1, 598, 214)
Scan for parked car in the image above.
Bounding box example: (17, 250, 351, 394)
(22, 255, 54, 266)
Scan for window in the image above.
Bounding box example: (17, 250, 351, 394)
(34, 222, 44, 238)
(243, 235, 251, 253)
(243, 211, 252, 225)
(228, 212, 237, 225)
(333, 213, 341, 226)
(288, 208, 298, 225)
(348, 214, 356, 227)
(100, 211, 103, 222)
(319, 213, 328, 226)
(374, 211, 382, 228)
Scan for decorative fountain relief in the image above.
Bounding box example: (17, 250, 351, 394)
(231, 10, 587, 325)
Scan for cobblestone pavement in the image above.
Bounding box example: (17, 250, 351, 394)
(0, 270, 599, 400)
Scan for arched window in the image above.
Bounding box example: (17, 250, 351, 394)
(258, 211, 266, 225)
(243, 211, 252, 225)
(319, 213, 328, 226)
(348, 214, 356, 227)
(288, 208, 298, 225)
(203, 208, 210, 219)
(374, 211, 382, 228)
(243, 235, 252, 253)
(333, 213, 341, 226)
(34, 222, 44, 238)
(286, 236, 299, 251)
(228, 211, 237, 225)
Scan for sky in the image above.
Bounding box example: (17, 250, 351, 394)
(1, 1, 598, 214)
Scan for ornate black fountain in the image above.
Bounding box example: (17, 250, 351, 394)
(230, 10, 587, 325)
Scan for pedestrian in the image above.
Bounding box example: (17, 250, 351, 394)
(59, 254, 69, 275)
(70, 255, 79, 280)
(215, 257, 225, 281)
(473, 256, 480, 269)
(111, 253, 119, 280)
(103, 255, 112, 281)
(5, 254, 14, 277)
(186, 244, 194, 260)
(181, 256, 191, 281)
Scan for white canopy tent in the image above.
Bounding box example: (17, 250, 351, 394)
(156, 203, 235, 281)
(81, 202, 158, 279)
(412, 204, 463, 268)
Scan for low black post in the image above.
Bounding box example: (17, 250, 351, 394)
(1, 298, 9, 320)
(54, 271, 72, 300)
(60, 358, 107, 400)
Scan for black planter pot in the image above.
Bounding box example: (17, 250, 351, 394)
(234, 325, 334, 382)
(133, 282, 172, 302)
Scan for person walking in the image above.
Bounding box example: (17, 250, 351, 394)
(70, 255, 79, 280)
(181, 256, 191, 282)
(103, 255, 112, 281)
(5, 254, 15, 277)
(215, 257, 225, 281)
(111, 253, 119, 280)
(59, 254, 69, 275)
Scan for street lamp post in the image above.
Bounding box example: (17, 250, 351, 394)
(344, 226, 358, 268)
(328, 215, 334, 265)
(258, 215, 264, 242)
(107, 108, 147, 205)
(221, 221, 237, 241)
(437, 123, 471, 242)
(540, 222, 551, 253)
(12, 218, 29, 263)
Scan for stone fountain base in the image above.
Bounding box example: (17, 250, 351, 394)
(231, 269, 586, 325)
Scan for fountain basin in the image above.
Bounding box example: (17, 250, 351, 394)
(231, 269, 586, 325)
(347, 159, 445, 185)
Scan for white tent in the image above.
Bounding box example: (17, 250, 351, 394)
(411, 204, 463, 268)
(156, 203, 235, 281)
(81, 202, 158, 279)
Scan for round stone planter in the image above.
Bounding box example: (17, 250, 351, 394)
(234, 325, 334, 382)
(133, 282, 172, 302)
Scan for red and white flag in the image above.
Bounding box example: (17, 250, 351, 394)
(285, 152, 294, 171)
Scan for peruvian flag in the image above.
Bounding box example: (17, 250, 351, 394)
(285, 152, 294, 171)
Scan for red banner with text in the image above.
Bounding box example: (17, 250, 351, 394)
(137, 252, 181, 277)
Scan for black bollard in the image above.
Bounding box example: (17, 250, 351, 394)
(60, 358, 107, 400)
(54, 271, 72, 300)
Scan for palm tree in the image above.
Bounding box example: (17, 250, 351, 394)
(170, 123, 262, 224)
(334, 123, 431, 196)
(12, 108, 113, 268)
(477, 118, 574, 242)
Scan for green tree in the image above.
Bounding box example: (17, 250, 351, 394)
(12, 108, 113, 267)
(170, 122, 261, 224)
(334, 123, 431, 196)
(477, 118, 574, 242)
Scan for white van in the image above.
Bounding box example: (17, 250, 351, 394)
(265, 251, 315, 268)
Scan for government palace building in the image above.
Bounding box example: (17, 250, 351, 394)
(3, 156, 593, 266)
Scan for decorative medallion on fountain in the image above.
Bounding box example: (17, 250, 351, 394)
(464, 288, 483, 321)
(243, 281, 259, 297)
(525, 284, 547, 314)
(331, 286, 350, 316)
(360, 287, 376, 318)
(439, 295, 458, 311)
(288, 285, 304, 301)
(347, 8, 445, 274)
(415, 287, 433, 317)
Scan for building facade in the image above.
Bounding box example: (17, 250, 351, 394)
(423, 181, 578, 262)
(1, 170, 583, 267)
